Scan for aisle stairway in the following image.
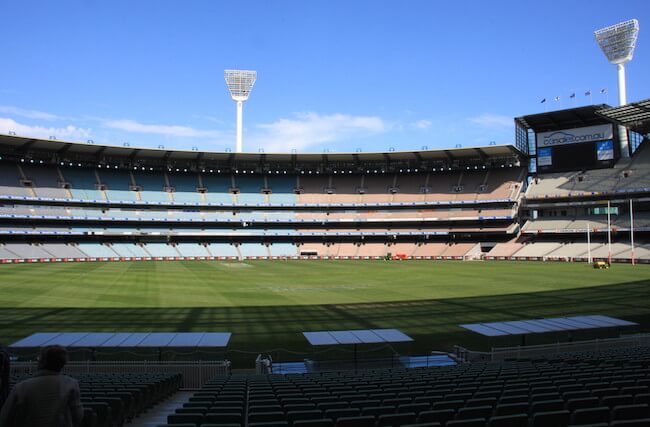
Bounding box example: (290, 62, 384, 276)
(126, 391, 193, 427)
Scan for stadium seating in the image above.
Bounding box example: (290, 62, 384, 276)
(207, 243, 240, 257)
(157, 345, 650, 427)
(22, 164, 70, 199)
(96, 169, 136, 202)
(60, 167, 106, 200)
(133, 170, 171, 203)
(526, 142, 650, 199)
(175, 243, 211, 257)
(9, 371, 181, 425)
(0, 162, 33, 197)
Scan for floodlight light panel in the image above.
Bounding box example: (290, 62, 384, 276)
(595, 19, 640, 64)
(224, 69, 257, 101)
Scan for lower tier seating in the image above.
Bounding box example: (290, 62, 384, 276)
(159, 346, 650, 427)
(9, 372, 181, 427)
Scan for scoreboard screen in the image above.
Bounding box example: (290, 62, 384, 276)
(535, 124, 618, 172)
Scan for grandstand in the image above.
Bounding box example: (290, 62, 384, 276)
(0, 134, 525, 263)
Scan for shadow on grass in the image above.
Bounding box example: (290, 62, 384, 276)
(1, 279, 650, 363)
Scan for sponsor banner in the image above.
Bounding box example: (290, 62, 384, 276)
(537, 147, 553, 167)
(596, 140, 614, 160)
(536, 124, 613, 147)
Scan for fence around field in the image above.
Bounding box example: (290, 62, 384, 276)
(10, 360, 231, 389)
(455, 333, 650, 362)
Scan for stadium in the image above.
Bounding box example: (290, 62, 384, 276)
(1, 9, 650, 427)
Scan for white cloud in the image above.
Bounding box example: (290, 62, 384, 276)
(103, 119, 225, 138)
(469, 113, 512, 128)
(413, 119, 432, 129)
(250, 112, 387, 152)
(0, 105, 62, 121)
(0, 117, 91, 140)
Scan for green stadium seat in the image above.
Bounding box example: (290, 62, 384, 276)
(377, 412, 417, 426)
(446, 418, 487, 427)
(487, 413, 528, 427)
(612, 404, 650, 421)
(457, 405, 493, 419)
(566, 397, 600, 411)
(570, 407, 610, 425)
(362, 405, 396, 416)
(532, 409, 570, 427)
(293, 419, 334, 427)
(287, 410, 325, 424)
(335, 415, 376, 427)
(204, 412, 243, 424)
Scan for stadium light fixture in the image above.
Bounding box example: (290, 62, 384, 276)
(595, 19, 639, 105)
(224, 69, 257, 153)
(595, 19, 639, 157)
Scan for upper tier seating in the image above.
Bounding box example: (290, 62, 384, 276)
(97, 169, 138, 202)
(527, 142, 650, 198)
(267, 175, 298, 205)
(202, 174, 234, 204)
(0, 163, 32, 197)
(167, 172, 202, 203)
(61, 167, 105, 200)
(22, 164, 70, 198)
(523, 213, 650, 233)
(234, 175, 266, 205)
(0, 163, 524, 206)
(133, 170, 170, 203)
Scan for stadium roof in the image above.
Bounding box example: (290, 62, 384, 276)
(460, 315, 637, 337)
(515, 105, 612, 133)
(303, 329, 413, 346)
(0, 133, 523, 167)
(10, 331, 232, 348)
(596, 98, 650, 136)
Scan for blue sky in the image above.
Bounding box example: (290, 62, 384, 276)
(0, 0, 647, 153)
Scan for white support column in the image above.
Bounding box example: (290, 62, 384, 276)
(630, 199, 635, 266)
(587, 222, 592, 264)
(236, 100, 243, 153)
(617, 64, 627, 105)
(607, 200, 612, 265)
(617, 64, 630, 158)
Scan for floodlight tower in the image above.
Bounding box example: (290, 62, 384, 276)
(595, 19, 639, 157)
(224, 69, 257, 153)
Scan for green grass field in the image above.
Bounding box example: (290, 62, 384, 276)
(0, 260, 649, 364)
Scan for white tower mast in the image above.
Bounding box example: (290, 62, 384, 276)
(224, 70, 257, 153)
(595, 19, 640, 158)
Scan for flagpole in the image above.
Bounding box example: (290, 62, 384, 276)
(607, 200, 612, 265)
(630, 199, 635, 266)
(587, 222, 592, 264)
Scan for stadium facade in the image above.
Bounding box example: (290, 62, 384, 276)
(0, 101, 648, 264)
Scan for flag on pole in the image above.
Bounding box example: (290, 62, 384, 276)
(540, 98, 546, 103)
(554, 96, 560, 101)
(585, 90, 591, 96)
(570, 93, 576, 98)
